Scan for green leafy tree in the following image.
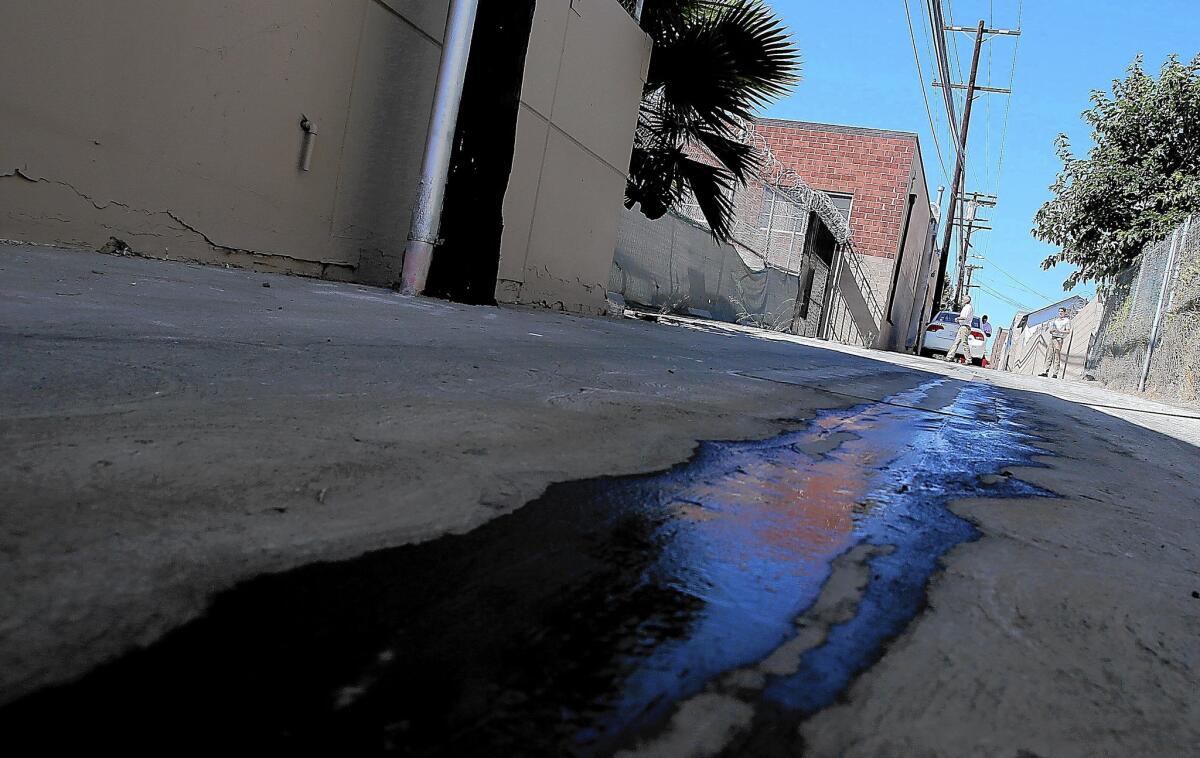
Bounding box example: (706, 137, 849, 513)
(625, 0, 800, 241)
(1034, 54, 1200, 288)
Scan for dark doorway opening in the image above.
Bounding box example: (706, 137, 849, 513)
(792, 213, 838, 338)
(884, 192, 918, 324)
(424, 1, 538, 304)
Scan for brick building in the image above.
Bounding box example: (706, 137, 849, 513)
(753, 119, 939, 351)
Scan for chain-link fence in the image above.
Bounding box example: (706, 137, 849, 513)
(1086, 215, 1200, 404)
(612, 204, 807, 328)
(617, 0, 641, 19)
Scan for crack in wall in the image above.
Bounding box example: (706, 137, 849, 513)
(1, 167, 38, 182)
(3, 167, 355, 274)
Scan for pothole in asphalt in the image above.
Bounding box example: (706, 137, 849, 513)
(0, 382, 1053, 755)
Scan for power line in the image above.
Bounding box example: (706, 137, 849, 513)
(918, 0, 955, 181)
(980, 253, 1057, 302)
(993, 0, 1022, 184)
(976, 280, 1031, 311)
(903, 0, 952, 185)
(975, 0, 1022, 240)
(944, 0, 967, 155)
(917, 1, 939, 85)
(935, 21, 993, 310)
(981, 1, 1022, 238)
(976, 0, 1025, 267)
(945, 0, 965, 80)
(984, 0, 994, 194)
(927, 0, 960, 147)
(979, 290, 1028, 313)
(925, 2, 1024, 314)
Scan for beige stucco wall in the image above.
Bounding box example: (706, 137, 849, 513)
(1, 0, 649, 312)
(495, 0, 651, 314)
(1003, 298, 1102, 379)
(0, 0, 448, 283)
(1063, 297, 1102, 378)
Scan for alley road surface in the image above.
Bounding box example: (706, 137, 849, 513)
(1, 243, 1198, 756)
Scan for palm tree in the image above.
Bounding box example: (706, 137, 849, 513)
(625, 0, 800, 241)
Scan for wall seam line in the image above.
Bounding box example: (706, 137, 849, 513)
(369, 0, 443, 46)
(328, 0, 372, 242)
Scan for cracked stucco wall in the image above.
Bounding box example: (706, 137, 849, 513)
(0, 0, 449, 284)
(494, 0, 651, 315)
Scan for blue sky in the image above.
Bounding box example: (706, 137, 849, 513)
(762, 0, 1200, 332)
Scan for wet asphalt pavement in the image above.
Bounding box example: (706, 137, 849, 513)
(0, 380, 1051, 755)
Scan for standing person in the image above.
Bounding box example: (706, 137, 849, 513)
(944, 295, 974, 363)
(1039, 308, 1072, 378)
(980, 314, 992, 338)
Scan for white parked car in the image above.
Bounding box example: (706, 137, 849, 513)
(920, 311, 987, 365)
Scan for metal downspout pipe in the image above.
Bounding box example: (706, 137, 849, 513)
(400, 0, 481, 295)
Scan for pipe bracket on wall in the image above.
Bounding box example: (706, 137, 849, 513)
(299, 115, 317, 172)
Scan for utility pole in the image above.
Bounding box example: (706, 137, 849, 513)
(963, 263, 983, 293)
(958, 198, 978, 286)
(954, 191, 995, 305)
(928, 12, 1018, 312)
(946, 191, 995, 299)
(935, 20, 985, 312)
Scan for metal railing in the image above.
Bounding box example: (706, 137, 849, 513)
(669, 118, 883, 344)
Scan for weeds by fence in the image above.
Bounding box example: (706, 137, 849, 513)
(1087, 214, 1200, 404)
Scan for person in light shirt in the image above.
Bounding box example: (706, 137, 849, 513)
(1038, 307, 1072, 378)
(980, 314, 992, 338)
(944, 295, 974, 363)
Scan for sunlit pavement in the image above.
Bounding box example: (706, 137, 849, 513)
(0, 376, 1051, 753)
(647, 312, 1200, 447)
(2, 245, 1198, 755)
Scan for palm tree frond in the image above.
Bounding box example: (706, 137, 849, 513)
(691, 124, 760, 183)
(678, 157, 737, 240)
(629, 0, 799, 241)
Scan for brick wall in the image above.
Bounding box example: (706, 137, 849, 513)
(754, 120, 917, 261)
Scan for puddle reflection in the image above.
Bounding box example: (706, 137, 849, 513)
(0, 383, 1050, 755)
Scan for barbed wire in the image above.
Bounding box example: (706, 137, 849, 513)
(727, 115, 855, 246)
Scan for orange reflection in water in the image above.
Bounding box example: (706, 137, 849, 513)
(674, 433, 876, 576)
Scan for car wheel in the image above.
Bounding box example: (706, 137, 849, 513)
(971, 358, 983, 366)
